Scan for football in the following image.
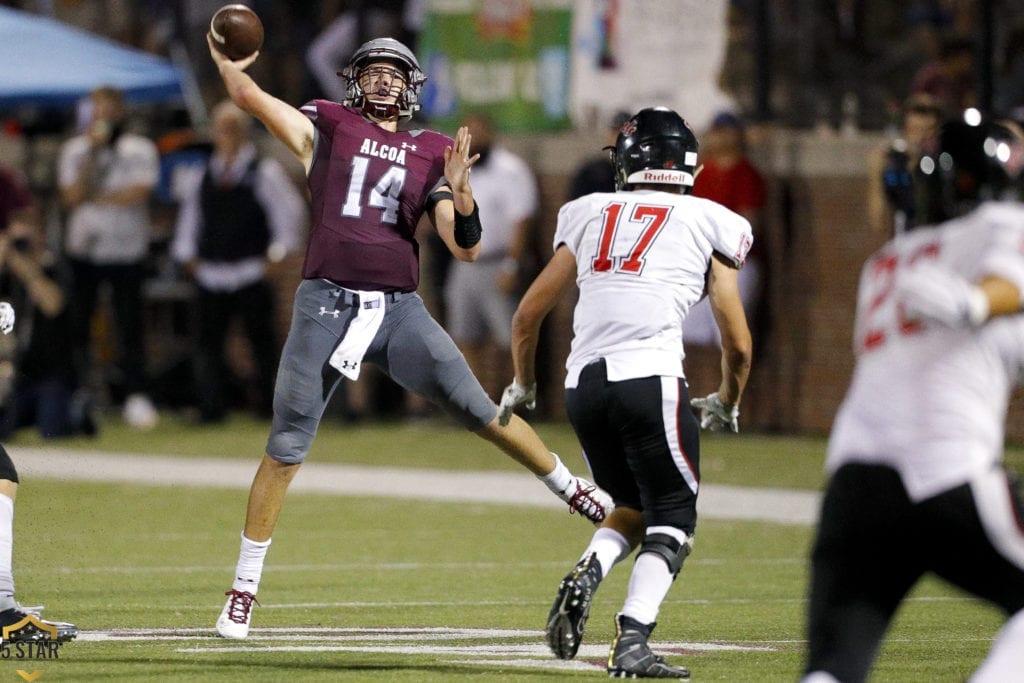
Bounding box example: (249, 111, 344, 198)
(210, 4, 264, 61)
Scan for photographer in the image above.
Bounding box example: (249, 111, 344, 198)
(58, 86, 160, 429)
(0, 191, 94, 440)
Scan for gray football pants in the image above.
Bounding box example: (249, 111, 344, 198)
(266, 278, 497, 463)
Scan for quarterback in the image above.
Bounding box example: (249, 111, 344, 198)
(206, 35, 612, 639)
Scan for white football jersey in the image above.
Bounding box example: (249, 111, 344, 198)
(554, 189, 753, 388)
(828, 202, 1024, 501)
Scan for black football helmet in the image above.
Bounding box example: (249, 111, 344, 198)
(339, 37, 427, 121)
(915, 112, 1024, 222)
(610, 107, 699, 192)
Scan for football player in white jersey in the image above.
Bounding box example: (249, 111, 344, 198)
(802, 116, 1024, 683)
(499, 107, 753, 679)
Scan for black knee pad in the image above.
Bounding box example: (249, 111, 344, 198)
(637, 532, 692, 577)
(0, 445, 18, 483)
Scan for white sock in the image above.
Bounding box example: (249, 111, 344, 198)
(971, 609, 1024, 682)
(231, 533, 271, 594)
(621, 527, 689, 625)
(0, 494, 14, 605)
(538, 453, 574, 498)
(621, 552, 674, 625)
(583, 527, 632, 578)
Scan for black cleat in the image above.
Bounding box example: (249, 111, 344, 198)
(546, 552, 602, 659)
(0, 605, 77, 643)
(607, 613, 689, 679)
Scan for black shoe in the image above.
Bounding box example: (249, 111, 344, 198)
(546, 552, 602, 659)
(0, 605, 77, 643)
(607, 613, 689, 679)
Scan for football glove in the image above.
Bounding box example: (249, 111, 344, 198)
(0, 302, 13, 335)
(690, 392, 739, 432)
(497, 380, 536, 426)
(896, 261, 989, 328)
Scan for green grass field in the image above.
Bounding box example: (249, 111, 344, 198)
(2, 415, 1019, 681)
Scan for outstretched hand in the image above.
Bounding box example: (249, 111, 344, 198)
(443, 126, 479, 194)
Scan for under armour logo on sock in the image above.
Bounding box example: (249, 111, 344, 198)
(319, 307, 340, 318)
(339, 360, 358, 370)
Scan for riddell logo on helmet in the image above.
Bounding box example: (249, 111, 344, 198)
(640, 170, 686, 183)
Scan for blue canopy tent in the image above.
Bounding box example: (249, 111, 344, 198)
(0, 6, 184, 108)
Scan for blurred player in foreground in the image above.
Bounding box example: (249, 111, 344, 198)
(206, 34, 612, 639)
(0, 301, 77, 642)
(802, 115, 1024, 682)
(500, 107, 753, 678)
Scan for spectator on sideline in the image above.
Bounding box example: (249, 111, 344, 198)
(566, 110, 631, 201)
(57, 86, 161, 429)
(443, 112, 538, 399)
(867, 93, 943, 236)
(0, 194, 94, 440)
(684, 111, 766, 349)
(172, 100, 305, 422)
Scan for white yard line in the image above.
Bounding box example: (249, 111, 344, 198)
(10, 446, 820, 525)
(75, 626, 780, 674)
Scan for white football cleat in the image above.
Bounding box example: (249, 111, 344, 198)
(216, 589, 258, 639)
(563, 477, 614, 525)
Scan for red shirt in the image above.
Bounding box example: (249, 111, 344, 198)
(692, 158, 766, 259)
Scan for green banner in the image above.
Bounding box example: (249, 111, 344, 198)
(418, 0, 573, 132)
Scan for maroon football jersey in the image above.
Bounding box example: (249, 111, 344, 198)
(299, 100, 452, 290)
